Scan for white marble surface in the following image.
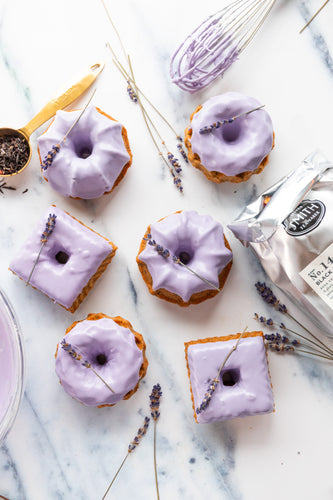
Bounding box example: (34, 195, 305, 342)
(1, 0, 333, 499)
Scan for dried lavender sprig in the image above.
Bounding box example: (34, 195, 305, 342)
(128, 416, 150, 452)
(150, 384, 162, 500)
(102, 416, 150, 500)
(267, 343, 295, 352)
(41, 89, 96, 171)
(150, 383, 162, 421)
(106, 36, 188, 171)
(264, 333, 291, 344)
(167, 153, 182, 174)
(40, 145, 60, 171)
(144, 234, 219, 291)
(104, 36, 183, 142)
(266, 342, 333, 360)
(255, 282, 287, 313)
(177, 142, 188, 163)
(61, 339, 115, 393)
(127, 56, 183, 193)
(255, 313, 333, 357)
(126, 80, 138, 102)
(196, 329, 247, 414)
(26, 214, 57, 286)
(199, 105, 265, 134)
(112, 55, 183, 187)
(255, 282, 333, 355)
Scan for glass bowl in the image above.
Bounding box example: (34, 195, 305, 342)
(0, 288, 24, 442)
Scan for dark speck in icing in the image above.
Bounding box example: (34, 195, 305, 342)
(55, 250, 70, 264)
(222, 368, 240, 386)
(96, 353, 107, 365)
(178, 250, 192, 265)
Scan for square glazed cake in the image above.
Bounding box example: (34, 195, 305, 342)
(9, 206, 117, 312)
(185, 332, 274, 423)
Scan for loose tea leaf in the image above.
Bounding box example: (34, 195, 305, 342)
(0, 135, 30, 175)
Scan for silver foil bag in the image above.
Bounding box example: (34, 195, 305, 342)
(229, 151, 333, 337)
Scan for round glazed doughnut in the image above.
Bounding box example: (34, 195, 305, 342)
(38, 105, 132, 199)
(137, 210, 233, 306)
(185, 92, 274, 183)
(55, 313, 148, 407)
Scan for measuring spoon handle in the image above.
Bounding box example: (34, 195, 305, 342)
(20, 62, 104, 138)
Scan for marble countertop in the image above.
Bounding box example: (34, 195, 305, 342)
(1, 0, 333, 498)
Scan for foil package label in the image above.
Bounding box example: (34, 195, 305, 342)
(282, 199, 326, 236)
(299, 242, 333, 311)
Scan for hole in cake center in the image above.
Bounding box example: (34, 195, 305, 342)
(221, 369, 240, 386)
(55, 251, 69, 264)
(73, 136, 93, 159)
(221, 120, 242, 143)
(78, 147, 92, 159)
(177, 250, 193, 265)
(96, 353, 107, 365)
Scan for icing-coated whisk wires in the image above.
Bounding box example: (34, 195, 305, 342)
(170, 0, 277, 92)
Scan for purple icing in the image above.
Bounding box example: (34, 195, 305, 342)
(55, 317, 143, 406)
(189, 92, 274, 176)
(9, 206, 115, 310)
(138, 211, 232, 302)
(187, 335, 274, 423)
(38, 106, 130, 199)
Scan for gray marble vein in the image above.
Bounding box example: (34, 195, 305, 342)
(298, 0, 333, 76)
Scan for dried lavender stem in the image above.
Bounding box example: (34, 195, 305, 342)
(299, 0, 330, 33)
(196, 328, 247, 414)
(102, 453, 129, 500)
(286, 312, 333, 355)
(61, 89, 96, 144)
(127, 57, 175, 177)
(217, 328, 247, 378)
(177, 261, 220, 292)
(282, 325, 333, 357)
(153, 421, 160, 500)
(62, 341, 115, 393)
(26, 241, 45, 286)
(108, 42, 179, 137)
(113, 58, 167, 150)
(101, 0, 128, 60)
(291, 349, 333, 360)
(261, 317, 333, 356)
(90, 367, 115, 393)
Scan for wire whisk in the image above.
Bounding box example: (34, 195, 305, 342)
(170, 0, 276, 92)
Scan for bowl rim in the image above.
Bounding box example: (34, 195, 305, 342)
(0, 288, 24, 442)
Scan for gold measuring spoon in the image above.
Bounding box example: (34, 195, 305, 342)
(0, 62, 104, 177)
